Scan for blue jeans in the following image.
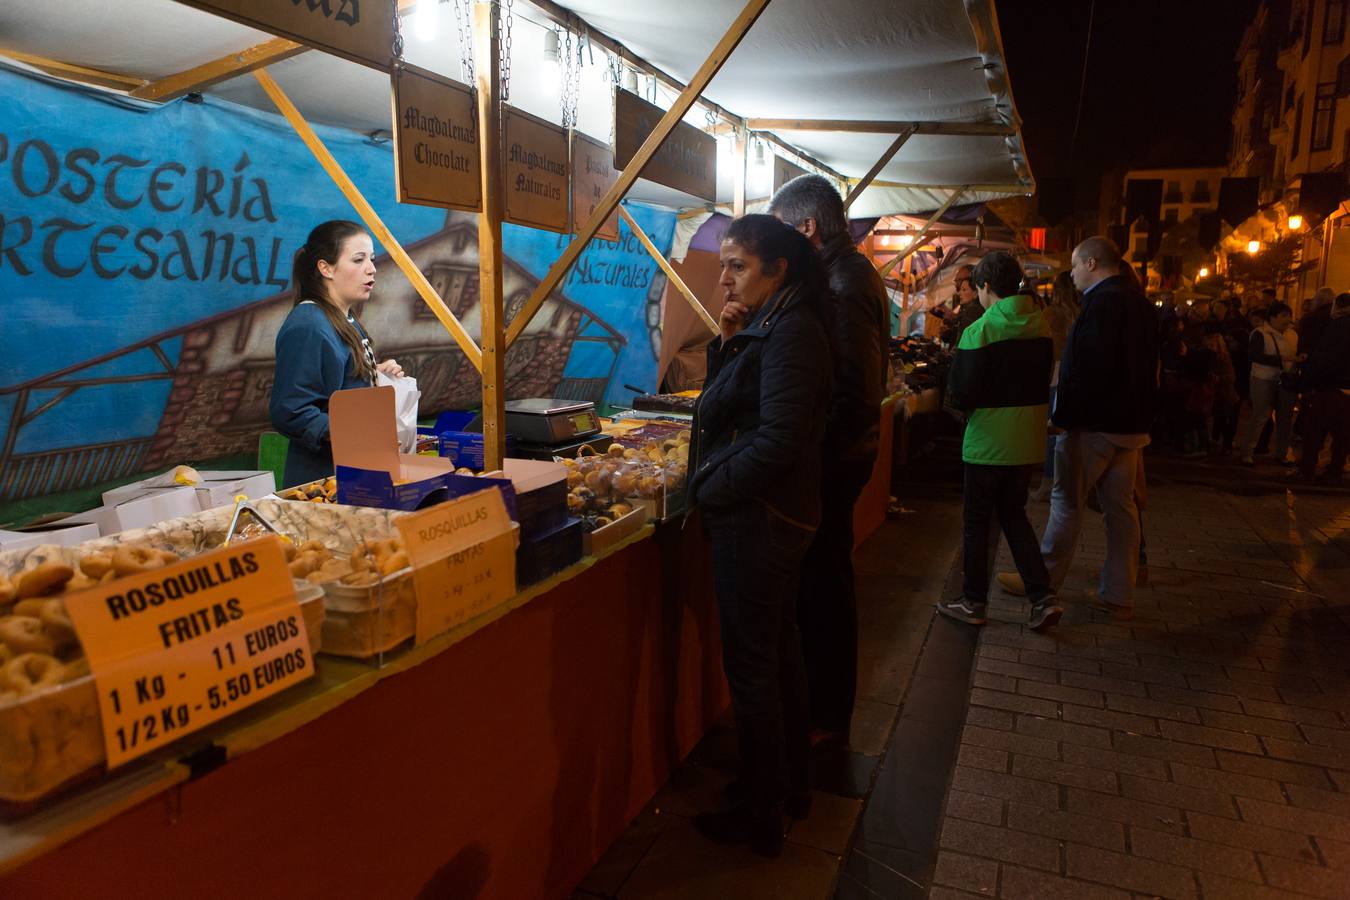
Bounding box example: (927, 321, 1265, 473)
(704, 501, 814, 823)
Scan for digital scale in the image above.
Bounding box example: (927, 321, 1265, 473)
(503, 399, 611, 460)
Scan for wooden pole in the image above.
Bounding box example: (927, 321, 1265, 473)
(877, 188, 966, 280)
(843, 125, 917, 212)
(253, 69, 483, 371)
(133, 38, 305, 101)
(618, 206, 718, 334)
(504, 0, 772, 349)
(474, 0, 507, 471)
(746, 119, 1015, 136)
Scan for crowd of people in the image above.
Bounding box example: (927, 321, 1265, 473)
(1153, 284, 1350, 481)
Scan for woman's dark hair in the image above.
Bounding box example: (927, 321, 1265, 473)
(292, 220, 376, 382)
(1266, 301, 1293, 320)
(723, 214, 827, 300)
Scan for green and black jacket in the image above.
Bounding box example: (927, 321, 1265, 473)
(947, 294, 1053, 466)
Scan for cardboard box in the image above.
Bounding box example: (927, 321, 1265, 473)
(516, 516, 582, 587)
(331, 387, 516, 513)
(583, 505, 649, 557)
(191, 470, 277, 510)
(500, 458, 567, 540)
(416, 411, 515, 470)
(103, 486, 200, 533)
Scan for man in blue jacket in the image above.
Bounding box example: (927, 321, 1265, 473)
(999, 237, 1159, 617)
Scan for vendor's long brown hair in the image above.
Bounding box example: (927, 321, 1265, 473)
(291, 220, 376, 382)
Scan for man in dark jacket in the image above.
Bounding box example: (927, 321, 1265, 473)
(1299, 292, 1350, 484)
(998, 236, 1159, 617)
(770, 174, 889, 740)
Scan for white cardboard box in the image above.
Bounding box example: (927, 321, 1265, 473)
(104, 486, 200, 532)
(0, 531, 45, 552)
(191, 471, 276, 511)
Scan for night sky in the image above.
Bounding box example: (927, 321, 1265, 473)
(996, 0, 1260, 204)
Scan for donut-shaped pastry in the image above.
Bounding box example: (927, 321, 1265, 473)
(39, 599, 79, 650)
(0, 644, 11, 666)
(12, 599, 46, 619)
(79, 552, 113, 579)
(0, 616, 57, 656)
(2, 653, 66, 695)
(62, 657, 91, 683)
(17, 562, 75, 599)
(112, 545, 164, 577)
(65, 571, 99, 593)
(379, 550, 410, 575)
(0, 575, 16, 605)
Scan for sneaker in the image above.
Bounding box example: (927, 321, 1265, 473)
(936, 597, 987, 625)
(1027, 596, 1063, 631)
(996, 572, 1026, 596)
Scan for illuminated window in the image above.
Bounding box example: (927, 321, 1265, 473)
(1312, 82, 1337, 151)
(1326, 0, 1346, 44)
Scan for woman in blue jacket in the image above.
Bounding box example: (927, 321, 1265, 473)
(270, 220, 403, 487)
(686, 215, 832, 857)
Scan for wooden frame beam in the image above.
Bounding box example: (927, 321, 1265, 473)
(746, 118, 1015, 136)
(504, 0, 771, 349)
(877, 188, 966, 279)
(131, 38, 305, 101)
(253, 69, 483, 372)
(868, 179, 1027, 192)
(1, 48, 146, 91)
(474, 0, 507, 470)
(843, 125, 917, 212)
(618, 206, 718, 334)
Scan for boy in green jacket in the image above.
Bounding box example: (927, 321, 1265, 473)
(938, 251, 1061, 630)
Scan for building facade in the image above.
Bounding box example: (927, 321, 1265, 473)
(1231, 0, 1350, 304)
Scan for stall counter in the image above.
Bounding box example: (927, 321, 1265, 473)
(0, 520, 728, 900)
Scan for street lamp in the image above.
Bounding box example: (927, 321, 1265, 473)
(1247, 240, 1261, 254)
(1288, 214, 1303, 231)
(1198, 267, 1210, 278)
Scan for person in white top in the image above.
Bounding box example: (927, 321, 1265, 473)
(1240, 302, 1301, 466)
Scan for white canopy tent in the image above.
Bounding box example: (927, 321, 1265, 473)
(0, 0, 1033, 216)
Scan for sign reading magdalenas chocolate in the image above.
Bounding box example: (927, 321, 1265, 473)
(570, 132, 621, 241)
(613, 90, 716, 202)
(173, 0, 395, 71)
(773, 154, 809, 193)
(391, 63, 481, 212)
(503, 107, 570, 234)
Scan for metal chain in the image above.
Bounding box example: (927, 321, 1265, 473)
(391, 0, 404, 61)
(453, 0, 474, 86)
(560, 27, 582, 129)
(605, 51, 623, 86)
(499, 0, 513, 106)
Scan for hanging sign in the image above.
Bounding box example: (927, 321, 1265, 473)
(614, 89, 717, 202)
(391, 63, 481, 212)
(773, 154, 809, 193)
(396, 487, 519, 645)
(173, 0, 395, 72)
(503, 107, 571, 234)
(570, 132, 621, 241)
(63, 537, 311, 769)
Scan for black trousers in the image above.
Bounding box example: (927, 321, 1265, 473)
(705, 502, 814, 823)
(796, 464, 871, 735)
(963, 463, 1052, 603)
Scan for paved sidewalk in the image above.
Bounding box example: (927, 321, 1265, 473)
(933, 481, 1350, 900)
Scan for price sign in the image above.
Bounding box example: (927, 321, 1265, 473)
(570, 131, 621, 241)
(396, 488, 518, 645)
(503, 106, 570, 233)
(63, 537, 311, 768)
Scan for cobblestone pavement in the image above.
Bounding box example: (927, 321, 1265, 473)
(934, 481, 1350, 900)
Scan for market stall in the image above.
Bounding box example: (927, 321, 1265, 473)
(0, 0, 1033, 894)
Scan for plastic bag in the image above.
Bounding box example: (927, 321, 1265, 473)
(376, 372, 421, 453)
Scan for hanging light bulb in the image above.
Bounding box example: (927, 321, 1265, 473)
(1247, 239, 1261, 254)
(622, 67, 638, 93)
(413, 0, 437, 43)
(1287, 214, 1303, 231)
(541, 28, 560, 92)
(753, 139, 767, 167)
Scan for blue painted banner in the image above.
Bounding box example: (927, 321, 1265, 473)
(0, 62, 675, 505)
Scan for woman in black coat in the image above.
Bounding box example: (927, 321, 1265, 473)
(686, 214, 833, 857)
